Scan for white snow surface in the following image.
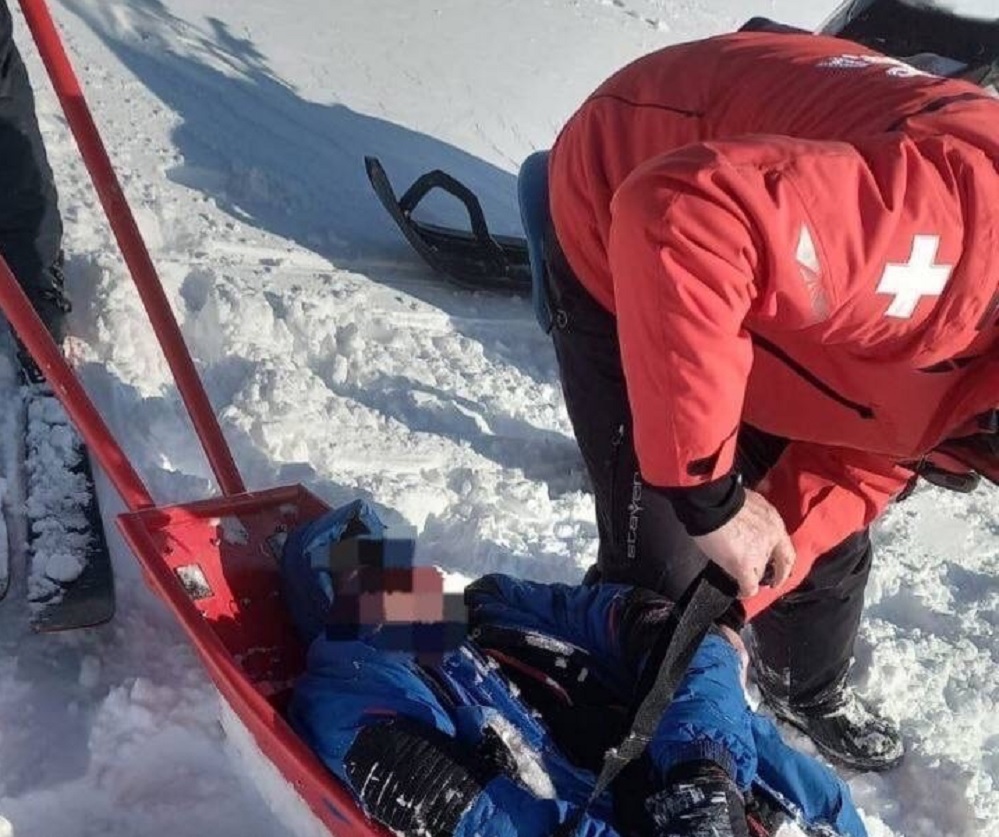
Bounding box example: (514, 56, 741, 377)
(0, 0, 995, 835)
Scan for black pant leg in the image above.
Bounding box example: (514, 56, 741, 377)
(0, 1, 65, 336)
(546, 247, 706, 598)
(735, 427, 874, 706)
(748, 528, 873, 708)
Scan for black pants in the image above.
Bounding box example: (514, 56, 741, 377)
(545, 235, 872, 708)
(0, 1, 66, 337)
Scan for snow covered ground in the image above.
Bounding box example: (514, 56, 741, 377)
(0, 0, 997, 835)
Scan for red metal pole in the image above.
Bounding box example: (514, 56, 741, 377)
(0, 254, 154, 513)
(18, 0, 247, 497)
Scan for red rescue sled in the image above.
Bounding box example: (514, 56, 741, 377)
(4, 1, 389, 834)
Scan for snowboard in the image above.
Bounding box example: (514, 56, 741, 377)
(0, 333, 115, 632)
(0, 336, 22, 603)
(24, 372, 115, 632)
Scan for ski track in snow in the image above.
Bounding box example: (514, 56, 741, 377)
(0, 0, 996, 835)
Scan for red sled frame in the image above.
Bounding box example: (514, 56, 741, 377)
(2, 1, 390, 834)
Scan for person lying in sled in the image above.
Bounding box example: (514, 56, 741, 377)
(281, 501, 866, 837)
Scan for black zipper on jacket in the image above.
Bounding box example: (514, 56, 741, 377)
(751, 333, 875, 419)
(886, 91, 995, 132)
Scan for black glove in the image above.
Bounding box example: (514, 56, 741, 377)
(647, 760, 751, 837)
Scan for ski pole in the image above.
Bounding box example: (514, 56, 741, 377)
(18, 0, 247, 498)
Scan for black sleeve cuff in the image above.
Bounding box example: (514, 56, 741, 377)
(652, 472, 746, 536)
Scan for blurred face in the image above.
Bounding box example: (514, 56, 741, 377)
(366, 589, 445, 623)
(352, 565, 447, 625)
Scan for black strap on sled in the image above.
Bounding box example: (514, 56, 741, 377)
(553, 563, 738, 836)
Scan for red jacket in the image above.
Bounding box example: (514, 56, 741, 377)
(549, 31, 999, 615)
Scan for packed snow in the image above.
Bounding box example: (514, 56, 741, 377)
(0, 0, 997, 835)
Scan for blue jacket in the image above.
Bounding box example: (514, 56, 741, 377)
(284, 501, 866, 837)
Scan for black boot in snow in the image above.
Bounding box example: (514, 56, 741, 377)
(766, 687, 904, 773)
(646, 760, 751, 837)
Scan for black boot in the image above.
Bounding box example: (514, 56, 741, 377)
(764, 685, 904, 773)
(647, 760, 751, 837)
(15, 337, 48, 386)
(15, 253, 69, 387)
(751, 646, 905, 772)
(30, 253, 71, 343)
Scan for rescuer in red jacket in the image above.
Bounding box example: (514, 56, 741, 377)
(546, 25, 999, 772)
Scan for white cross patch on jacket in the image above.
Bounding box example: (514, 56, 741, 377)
(876, 234, 953, 319)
